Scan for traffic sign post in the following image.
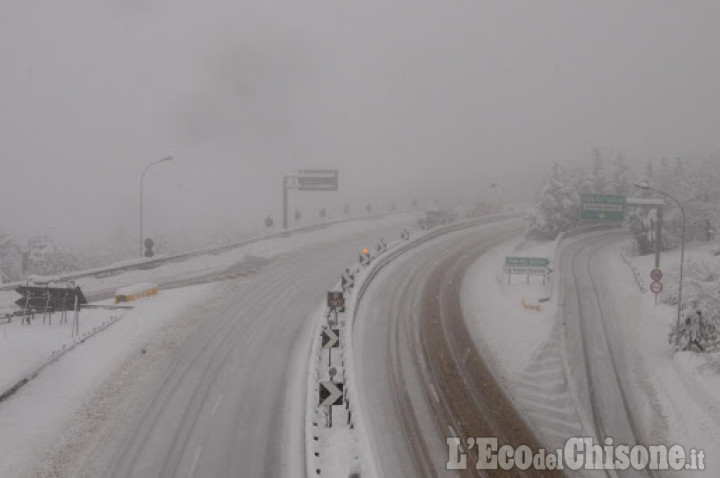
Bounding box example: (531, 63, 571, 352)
(319, 381, 344, 427)
(144, 238, 154, 258)
(321, 328, 340, 349)
(650, 280, 663, 304)
(579, 194, 626, 221)
(326, 291, 344, 324)
(505, 257, 550, 284)
(650, 269, 663, 305)
(322, 327, 340, 366)
(359, 249, 371, 267)
(327, 291, 344, 309)
(282, 170, 338, 229)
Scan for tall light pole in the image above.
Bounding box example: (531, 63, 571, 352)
(634, 182, 686, 335)
(140, 156, 173, 257)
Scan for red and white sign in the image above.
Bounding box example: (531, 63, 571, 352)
(650, 269, 663, 282)
(650, 281, 663, 294)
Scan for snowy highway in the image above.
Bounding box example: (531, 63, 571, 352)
(3, 3, 719, 477)
(560, 231, 654, 477)
(20, 217, 416, 477)
(354, 218, 560, 477)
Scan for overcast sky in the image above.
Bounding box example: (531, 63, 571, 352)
(2, 1, 720, 248)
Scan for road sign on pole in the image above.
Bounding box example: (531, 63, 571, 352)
(322, 328, 340, 349)
(319, 381, 344, 406)
(650, 280, 663, 305)
(282, 169, 338, 229)
(505, 257, 550, 275)
(650, 269, 663, 282)
(579, 194, 626, 221)
(298, 170, 338, 191)
(650, 281, 662, 294)
(359, 249, 371, 267)
(327, 291, 345, 309)
(144, 238, 154, 258)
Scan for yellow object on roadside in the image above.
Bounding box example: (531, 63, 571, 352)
(115, 283, 158, 303)
(522, 298, 541, 312)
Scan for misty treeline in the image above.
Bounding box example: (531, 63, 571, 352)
(0, 230, 174, 283)
(0, 221, 271, 284)
(527, 152, 720, 351)
(525, 150, 632, 240)
(527, 152, 720, 244)
(0, 231, 90, 283)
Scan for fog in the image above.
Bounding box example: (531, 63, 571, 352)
(2, 1, 720, 251)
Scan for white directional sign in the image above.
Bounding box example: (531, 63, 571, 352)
(580, 194, 626, 221)
(321, 328, 340, 349)
(505, 257, 550, 275)
(297, 169, 338, 191)
(319, 381, 344, 406)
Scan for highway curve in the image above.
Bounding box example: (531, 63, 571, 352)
(560, 232, 654, 478)
(354, 219, 564, 477)
(67, 218, 415, 478)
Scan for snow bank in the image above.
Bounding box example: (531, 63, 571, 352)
(620, 243, 720, 471)
(461, 238, 557, 378)
(0, 284, 215, 476)
(0, 308, 121, 395)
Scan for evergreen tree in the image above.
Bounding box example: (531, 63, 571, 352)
(581, 148, 612, 194)
(0, 230, 23, 283)
(643, 158, 653, 185)
(608, 153, 630, 196)
(526, 162, 579, 240)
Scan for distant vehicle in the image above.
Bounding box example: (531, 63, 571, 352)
(418, 208, 457, 229)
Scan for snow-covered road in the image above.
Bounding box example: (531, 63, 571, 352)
(560, 231, 655, 478)
(353, 218, 557, 476)
(77, 222, 415, 477)
(1, 216, 417, 477)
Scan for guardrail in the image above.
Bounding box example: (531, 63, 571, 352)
(305, 213, 521, 477)
(0, 211, 412, 292)
(0, 312, 126, 404)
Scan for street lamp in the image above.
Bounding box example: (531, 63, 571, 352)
(634, 182, 686, 335)
(140, 156, 174, 257)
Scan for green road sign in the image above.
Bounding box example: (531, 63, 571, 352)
(580, 194, 626, 221)
(505, 257, 550, 275)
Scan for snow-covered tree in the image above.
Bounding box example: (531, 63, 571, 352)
(643, 159, 653, 185)
(23, 235, 86, 276)
(607, 154, 631, 196)
(0, 230, 23, 283)
(526, 162, 580, 240)
(663, 256, 720, 351)
(669, 306, 718, 352)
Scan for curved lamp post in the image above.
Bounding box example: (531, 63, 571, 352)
(140, 156, 173, 257)
(634, 182, 686, 336)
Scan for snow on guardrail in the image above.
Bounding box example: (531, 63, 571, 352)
(0, 211, 412, 292)
(304, 213, 521, 477)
